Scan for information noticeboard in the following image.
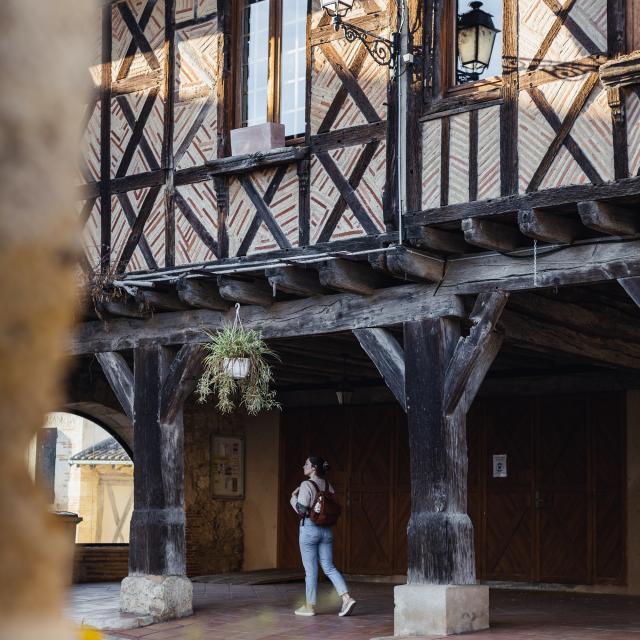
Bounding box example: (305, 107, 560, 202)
(211, 435, 244, 499)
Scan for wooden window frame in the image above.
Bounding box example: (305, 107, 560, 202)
(423, 0, 507, 117)
(232, 0, 307, 143)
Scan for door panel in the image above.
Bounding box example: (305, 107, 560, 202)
(484, 398, 534, 581)
(536, 397, 589, 583)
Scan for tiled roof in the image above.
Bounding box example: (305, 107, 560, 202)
(69, 437, 132, 465)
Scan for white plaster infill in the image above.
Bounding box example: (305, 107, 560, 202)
(382, 584, 489, 637)
(120, 575, 193, 622)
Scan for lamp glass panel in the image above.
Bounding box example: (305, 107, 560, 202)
(321, 0, 354, 16)
(456, 0, 502, 84)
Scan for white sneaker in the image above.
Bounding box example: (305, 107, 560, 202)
(339, 597, 356, 617)
(295, 604, 316, 616)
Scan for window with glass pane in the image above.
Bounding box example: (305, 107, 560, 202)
(241, 0, 270, 127)
(456, 0, 502, 85)
(280, 0, 307, 136)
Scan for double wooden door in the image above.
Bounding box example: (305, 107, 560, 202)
(278, 405, 409, 574)
(469, 393, 626, 585)
(278, 393, 625, 584)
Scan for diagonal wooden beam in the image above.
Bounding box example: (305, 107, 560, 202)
(541, 0, 601, 55)
(444, 292, 509, 415)
(317, 44, 370, 134)
(115, 86, 159, 178)
(317, 141, 379, 243)
(79, 197, 97, 230)
(527, 0, 578, 71)
(116, 94, 160, 171)
(173, 97, 214, 167)
(115, 185, 162, 274)
(96, 352, 134, 421)
(118, 2, 161, 72)
(174, 189, 219, 257)
(316, 150, 380, 236)
(239, 175, 292, 250)
(320, 43, 380, 124)
(353, 328, 406, 411)
(527, 86, 603, 185)
(619, 277, 640, 308)
(160, 344, 203, 424)
(527, 73, 600, 192)
(116, 0, 158, 81)
(117, 192, 159, 270)
(237, 165, 288, 256)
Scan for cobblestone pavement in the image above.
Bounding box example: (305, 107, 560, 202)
(67, 581, 640, 640)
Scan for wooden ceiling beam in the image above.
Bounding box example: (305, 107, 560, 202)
(96, 295, 149, 319)
(317, 258, 385, 295)
(461, 218, 522, 252)
(266, 266, 325, 297)
(518, 208, 583, 244)
(134, 287, 192, 312)
(383, 247, 444, 283)
(408, 226, 470, 254)
(176, 277, 230, 311)
(217, 276, 274, 307)
(578, 201, 640, 235)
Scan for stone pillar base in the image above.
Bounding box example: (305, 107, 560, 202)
(394, 584, 489, 636)
(120, 575, 193, 620)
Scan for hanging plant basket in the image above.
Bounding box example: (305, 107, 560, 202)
(197, 305, 280, 415)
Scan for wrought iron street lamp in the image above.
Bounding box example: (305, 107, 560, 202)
(457, 1, 500, 83)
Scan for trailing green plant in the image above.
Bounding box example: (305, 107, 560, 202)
(196, 323, 281, 415)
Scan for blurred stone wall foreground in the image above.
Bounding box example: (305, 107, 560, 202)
(0, 0, 92, 638)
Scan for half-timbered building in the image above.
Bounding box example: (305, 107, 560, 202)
(68, 0, 640, 635)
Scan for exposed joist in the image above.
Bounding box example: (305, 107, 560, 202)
(518, 208, 582, 244)
(407, 226, 469, 254)
(384, 247, 444, 283)
(444, 292, 509, 415)
(96, 352, 134, 421)
(134, 287, 192, 311)
(217, 276, 274, 307)
(176, 277, 230, 311)
(317, 258, 385, 295)
(461, 218, 521, 252)
(353, 328, 406, 411)
(70, 283, 464, 355)
(266, 267, 325, 297)
(577, 201, 640, 235)
(96, 296, 149, 319)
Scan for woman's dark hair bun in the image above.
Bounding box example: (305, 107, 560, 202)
(308, 455, 329, 475)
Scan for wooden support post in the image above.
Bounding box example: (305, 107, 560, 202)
(121, 341, 201, 618)
(462, 218, 521, 252)
(578, 201, 640, 235)
(518, 208, 582, 244)
(404, 317, 474, 584)
(402, 292, 507, 588)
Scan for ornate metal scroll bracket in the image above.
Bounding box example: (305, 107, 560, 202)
(331, 14, 396, 67)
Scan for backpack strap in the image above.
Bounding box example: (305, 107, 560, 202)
(308, 479, 320, 492)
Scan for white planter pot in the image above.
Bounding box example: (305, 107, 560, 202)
(223, 357, 250, 379)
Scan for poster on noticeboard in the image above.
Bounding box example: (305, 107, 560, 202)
(211, 435, 244, 499)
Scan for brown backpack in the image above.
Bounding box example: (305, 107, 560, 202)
(308, 480, 341, 527)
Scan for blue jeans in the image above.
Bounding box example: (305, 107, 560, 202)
(299, 520, 348, 605)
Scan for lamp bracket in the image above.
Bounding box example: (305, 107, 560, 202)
(332, 14, 396, 67)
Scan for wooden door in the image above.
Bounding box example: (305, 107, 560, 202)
(483, 398, 535, 581)
(347, 406, 395, 574)
(535, 396, 589, 583)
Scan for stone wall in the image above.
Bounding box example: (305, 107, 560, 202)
(184, 399, 245, 577)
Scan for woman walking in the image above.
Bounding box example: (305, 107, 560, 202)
(290, 455, 356, 617)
